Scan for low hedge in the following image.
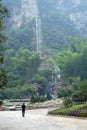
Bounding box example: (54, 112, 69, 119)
(48, 104, 87, 117)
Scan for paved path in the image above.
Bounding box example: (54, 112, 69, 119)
(0, 109, 87, 130)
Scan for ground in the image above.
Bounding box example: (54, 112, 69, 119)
(0, 109, 87, 130)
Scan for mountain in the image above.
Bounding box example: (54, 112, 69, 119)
(3, 0, 38, 28)
(55, 0, 87, 36)
(1, 0, 87, 99)
(3, 0, 87, 30)
(3, 0, 87, 50)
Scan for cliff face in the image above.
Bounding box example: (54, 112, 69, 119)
(3, 0, 38, 28)
(14, 0, 38, 27)
(3, 0, 87, 36)
(56, 0, 87, 30)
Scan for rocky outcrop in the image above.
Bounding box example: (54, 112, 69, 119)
(3, 0, 87, 36)
(5, 0, 39, 28)
(56, 0, 87, 31)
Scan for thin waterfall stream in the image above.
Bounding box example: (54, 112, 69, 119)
(35, 18, 42, 54)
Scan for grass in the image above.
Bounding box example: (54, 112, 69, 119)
(48, 104, 87, 117)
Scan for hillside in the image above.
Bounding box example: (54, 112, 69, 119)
(3, 0, 87, 49)
(1, 0, 87, 100)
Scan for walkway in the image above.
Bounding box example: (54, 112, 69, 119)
(0, 109, 87, 130)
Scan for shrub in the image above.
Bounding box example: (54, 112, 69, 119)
(46, 93, 52, 100)
(48, 104, 87, 117)
(30, 94, 36, 103)
(72, 91, 86, 102)
(30, 94, 47, 103)
(57, 88, 73, 98)
(63, 97, 73, 108)
(80, 110, 87, 117)
(0, 100, 2, 105)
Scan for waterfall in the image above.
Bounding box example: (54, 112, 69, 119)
(21, 0, 42, 54)
(50, 60, 60, 80)
(48, 60, 60, 97)
(35, 18, 42, 54)
(54, 66, 60, 79)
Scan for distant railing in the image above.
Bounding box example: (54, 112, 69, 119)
(8, 99, 30, 102)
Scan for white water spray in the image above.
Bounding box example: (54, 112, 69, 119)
(35, 17, 42, 54)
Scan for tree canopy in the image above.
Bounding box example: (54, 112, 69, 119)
(0, 0, 9, 88)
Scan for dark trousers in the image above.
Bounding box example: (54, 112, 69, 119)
(22, 110, 25, 117)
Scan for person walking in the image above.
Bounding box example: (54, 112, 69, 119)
(21, 103, 26, 117)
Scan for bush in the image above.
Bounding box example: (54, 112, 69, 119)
(0, 100, 2, 105)
(46, 93, 52, 100)
(63, 97, 73, 108)
(72, 91, 86, 102)
(30, 94, 47, 103)
(57, 88, 73, 98)
(48, 104, 87, 117)
(80, 110, 87, 117)
(30, 94, 36, 103)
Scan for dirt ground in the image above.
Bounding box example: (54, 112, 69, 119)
(0, 109, 87, 130)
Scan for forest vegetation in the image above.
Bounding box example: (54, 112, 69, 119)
(0, 0, 87, 106)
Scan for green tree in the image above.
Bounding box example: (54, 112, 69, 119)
(80, 46, 87, 80)
(72, 91, 86, 102)
(32, 75, 48, 96)
(63, 97, 73, 108)
(72, 80, 87, 102)
(54, 43, 87, 82)
(79, 80, 87, 100)
(57, 88, 73, 98)
(30, 94, 36, 103)
(4, 49, 41, 87)
(0, 0, 9, 88)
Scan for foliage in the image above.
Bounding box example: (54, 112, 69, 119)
(4, 0, 80, 52)
(32, 75, 47, 96)
(3, 49, 41, 87)
(72, 91, 86, 102)
(79, 80, 87, 98)
(63, 97, 73, 108)
(48, 104, 87, 117)
(0, 0, 9, 88)
(30, 94, 36, 103)
(0, 70, 8, 88)
(57, 88, 73, 98)
(2, 0, 87, 100)
(80, 109, 87, 117)
(38, 68, 53, 82)
(6, 18, 35, 51)
(38, 0, 79, 49)
(30, 94, 47, 103)
(2, 84, 36, 99)
(46, 92, 52, 100)
(32, 67, 53, 96)
(54, 41, 87, 81)
(72, 80, 87, 102)
(0, 100, 2, 105)
(32, 75, 48, 85)
(41, 14, 78, 49)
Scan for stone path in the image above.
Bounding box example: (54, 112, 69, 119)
(0, 109, 87, 130)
